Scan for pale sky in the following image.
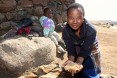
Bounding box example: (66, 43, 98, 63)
(75, 0, 117, 21)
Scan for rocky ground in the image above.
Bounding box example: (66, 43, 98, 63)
(0, 25, 117, 77)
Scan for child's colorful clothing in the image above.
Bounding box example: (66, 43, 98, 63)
(39, 16, 66, 54)
(39, 16, 55, 37)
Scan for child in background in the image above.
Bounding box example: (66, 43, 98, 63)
(39, 7, 66, 54)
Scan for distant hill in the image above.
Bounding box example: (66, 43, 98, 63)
(89, 20, 117, 26)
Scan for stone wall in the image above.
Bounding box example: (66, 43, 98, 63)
(0, 0, 75, 35)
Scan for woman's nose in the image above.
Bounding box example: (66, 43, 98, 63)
(73, 19, 77, 23)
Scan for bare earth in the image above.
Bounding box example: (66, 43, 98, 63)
(96, 26, 117, 76)
(57, 25, 117, 76)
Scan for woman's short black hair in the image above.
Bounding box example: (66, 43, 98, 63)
(67, 3, 85, 17)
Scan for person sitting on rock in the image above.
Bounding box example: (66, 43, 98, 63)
(39, 7, 66, 54)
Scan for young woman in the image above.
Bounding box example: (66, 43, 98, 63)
(62, 3, 101, 78)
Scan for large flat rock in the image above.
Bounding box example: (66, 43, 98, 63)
(0, 36, 56, 78)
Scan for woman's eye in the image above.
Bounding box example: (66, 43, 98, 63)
(69, 17, 74, 20)
(76, 17, 81, 20)
(77, 16, 83, 20)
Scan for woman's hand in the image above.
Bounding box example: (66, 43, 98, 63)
(75, 63, 83, 73)
(62, 60, 73, 67)
(63, 60, 83, 76)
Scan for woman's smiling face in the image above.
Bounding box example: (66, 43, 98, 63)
(67, 8, 84, 31)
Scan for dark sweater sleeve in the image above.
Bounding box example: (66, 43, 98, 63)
(62, 29, 77, 57)
(78, 32, 96, 59)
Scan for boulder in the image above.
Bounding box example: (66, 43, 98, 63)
(17, 0, 33, 8)
(0, 0, 16, 13)
(0, 36, 56, 78)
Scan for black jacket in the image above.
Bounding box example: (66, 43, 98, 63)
(62, 19, 101, 73)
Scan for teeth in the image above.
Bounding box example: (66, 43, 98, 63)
(73, 26, 77, 28)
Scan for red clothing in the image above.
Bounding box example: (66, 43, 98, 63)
(17, 26, 30, 35)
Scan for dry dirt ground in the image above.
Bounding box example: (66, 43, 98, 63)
(56, 25, 117, 76)
(96, 26, 117, 76)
